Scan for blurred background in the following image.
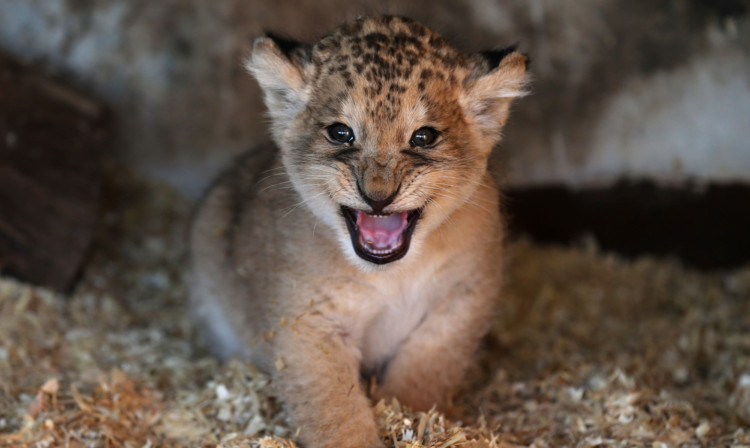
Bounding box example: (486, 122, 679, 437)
(1, 0, 749, 289)
(3, 4, 750, 445)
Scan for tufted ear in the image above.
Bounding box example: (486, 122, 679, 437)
(246, 34, 314, 129)
(462, 46, 529, 145)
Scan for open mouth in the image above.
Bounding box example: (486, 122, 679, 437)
(341, 206, 421, 264)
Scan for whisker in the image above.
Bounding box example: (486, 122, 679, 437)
(281, 190, 329, 218)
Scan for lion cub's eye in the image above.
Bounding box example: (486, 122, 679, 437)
(410, 127, 439, 148)
(327, 123, 355, 144)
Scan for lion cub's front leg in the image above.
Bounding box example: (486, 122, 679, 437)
(274, 311, 384, 448)
(373, 273, 500, 413)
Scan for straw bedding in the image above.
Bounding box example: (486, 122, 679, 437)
(2, 174, 749, 447)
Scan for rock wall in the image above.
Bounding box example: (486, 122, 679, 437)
(1, 0, 748, 195)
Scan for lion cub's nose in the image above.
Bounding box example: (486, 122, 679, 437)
(357, 182, 399, 215)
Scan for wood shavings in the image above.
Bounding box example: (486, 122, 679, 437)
(1, 369, 163, 448)
(1, 172, 750, 447)
(372, 399, 497, 447)
(275, 357, 286, 371)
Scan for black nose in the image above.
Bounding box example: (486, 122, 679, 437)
(357, 182, 400, 215)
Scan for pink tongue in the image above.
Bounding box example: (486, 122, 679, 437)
(356, 211, 408, 252)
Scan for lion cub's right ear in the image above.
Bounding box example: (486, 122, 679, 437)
(246, 34, 313, 127)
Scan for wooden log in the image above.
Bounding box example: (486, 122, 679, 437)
(0, 52, 107, 292)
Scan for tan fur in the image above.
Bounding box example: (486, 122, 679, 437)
(190, 16, 527, 448)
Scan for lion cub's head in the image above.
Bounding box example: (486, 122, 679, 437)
(248, 15, 527, 268)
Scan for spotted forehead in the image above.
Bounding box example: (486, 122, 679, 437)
(310, 16, 469, 122)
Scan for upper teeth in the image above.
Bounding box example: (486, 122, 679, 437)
(370, 214, 388, 218)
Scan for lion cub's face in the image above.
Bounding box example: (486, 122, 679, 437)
(249, 16, 526, 268)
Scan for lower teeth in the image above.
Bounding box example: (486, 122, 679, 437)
(371, 249, 393, 255)
(362, 245, 396, 255)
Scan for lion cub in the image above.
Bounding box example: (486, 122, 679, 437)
(190, 15, 527, 448)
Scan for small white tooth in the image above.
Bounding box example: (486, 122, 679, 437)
(372, 249, 393, 255)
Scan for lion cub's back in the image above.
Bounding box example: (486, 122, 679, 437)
(188, 147, 280, 365)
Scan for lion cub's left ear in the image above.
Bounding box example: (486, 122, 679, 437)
(246, 34, 314, 129)
(462, 47, 529, 145)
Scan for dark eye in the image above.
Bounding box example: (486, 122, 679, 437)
(410, 127, 439, 147)
(327, 123, 355, 144)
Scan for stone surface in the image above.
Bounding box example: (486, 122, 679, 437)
(0, 0, 748, 195)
